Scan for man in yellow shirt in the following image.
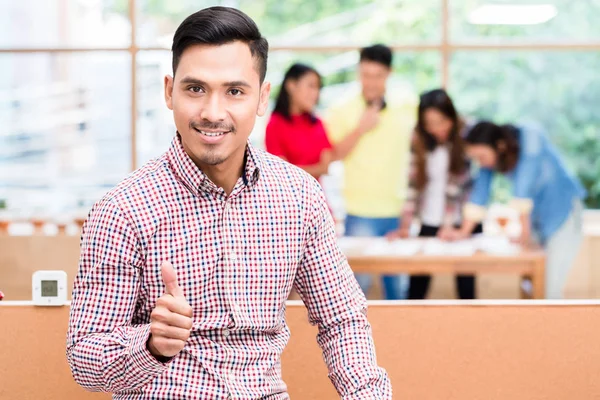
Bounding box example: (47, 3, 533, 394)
(326, 44, 415, 299)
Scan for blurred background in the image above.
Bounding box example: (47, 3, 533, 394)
(1, 0, 599, 221)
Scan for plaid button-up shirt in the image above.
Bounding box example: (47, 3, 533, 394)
(67, 136, 391, 399)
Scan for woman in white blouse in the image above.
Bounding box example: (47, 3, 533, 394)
(388, 89, 481, 299)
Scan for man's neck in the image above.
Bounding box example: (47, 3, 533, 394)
(193, 148, 246, 196)
(362, 90, 384, 100)
(363, 94, 385, 104)
(207, 156, 246, 196)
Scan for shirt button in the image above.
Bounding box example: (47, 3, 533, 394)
(223, 329, 230, 338)
(229, 372, 236, 381)
(229, 251, 237, 261)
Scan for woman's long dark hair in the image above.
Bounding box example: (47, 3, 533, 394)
(413, 88, 466, 190)
(272, 63, 321, 123)
(465, 121, 520, 172)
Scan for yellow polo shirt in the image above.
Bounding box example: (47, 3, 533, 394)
(325, 91, 416, 218)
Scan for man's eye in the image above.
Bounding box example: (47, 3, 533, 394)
(229, 88, 242, 96)
(189, 86, 203, 93)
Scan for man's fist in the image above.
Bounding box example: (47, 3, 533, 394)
(147, 261, 193, 359)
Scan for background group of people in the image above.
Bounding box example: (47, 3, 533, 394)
(265, 44, 586, 300)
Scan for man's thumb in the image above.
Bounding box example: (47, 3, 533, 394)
(161, 261, 184, 298)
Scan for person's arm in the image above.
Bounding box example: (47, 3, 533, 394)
(293, 181, 392, 399)
(438, 162, 473, 239)
(326, 103, 380, 161)
(66, 198, 168, 392)
(295, 150, 333, 178)
(455, 167, 494, 239)
(388, 142, 420, 239)
(333, 127, 366, 161)
(509, 154, 540, 244)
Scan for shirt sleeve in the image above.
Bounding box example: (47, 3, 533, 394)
(265, 115, 288, 159)
(401, 140, 421, 222)
(293, 180, 392, 399)
(464, 167, 494, 222)
(509, 128, 543, 213)
(66, 198, 168, 393)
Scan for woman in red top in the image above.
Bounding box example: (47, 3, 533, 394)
(265, 63, 333, 179)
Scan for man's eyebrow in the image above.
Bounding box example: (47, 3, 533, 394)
(179, 76, 206, 85)
(179, 77, 251, 88)
(224, 80, 252, 88)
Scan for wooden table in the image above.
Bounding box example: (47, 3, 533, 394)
(343, 240, 546, 299)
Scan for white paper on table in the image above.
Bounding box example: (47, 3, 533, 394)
(389, 239, 422, 256)
(361, 238, 422, 257)
(361, 239, 394, 256)
(476, 236, 521, 256)
(422, 238, 477, 256)
(337, 237, 422, 257)
(337, 236, 368, 256)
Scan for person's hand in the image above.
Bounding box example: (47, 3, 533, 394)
(386, 227, 410, 240)
(437, 226, 456, 241)
(147, 261, 193, 359)
(511, 223, 532, 247)
(356, 102, 381, 134)
(438, 226, 467, 241)
(319, 149, 334, 173)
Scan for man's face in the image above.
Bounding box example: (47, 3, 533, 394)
(358, 60, 390, 102)
(164, 41, 270, 168)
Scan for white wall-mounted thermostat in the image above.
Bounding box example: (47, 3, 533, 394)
(32, 270, 68, 306)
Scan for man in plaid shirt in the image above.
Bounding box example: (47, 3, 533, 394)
(66, 6, 391, 399)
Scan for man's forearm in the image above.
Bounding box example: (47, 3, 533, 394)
(67, 324, 169, 393)
(334, 127, 364, 160)
(317, 310, 392, 398)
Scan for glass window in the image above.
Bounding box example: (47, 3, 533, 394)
(136, 50, 173, 166)
(449, 51, 600, 208)
(137, 0, 441, 48)
(0, 0, 130, 48)
(0, 52, 132, 219)
(450, 0, 600, 43)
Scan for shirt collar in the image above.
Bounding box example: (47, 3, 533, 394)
(242, 142, 262, 187)
(167, 135, 262, 195)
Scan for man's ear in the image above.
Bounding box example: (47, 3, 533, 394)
(164, 75, 174, 110)
(257, 81, 271, 117)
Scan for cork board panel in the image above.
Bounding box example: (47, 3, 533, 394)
(2, 304, 600, 399)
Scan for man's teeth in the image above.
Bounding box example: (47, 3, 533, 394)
(199, 130, 227, 137)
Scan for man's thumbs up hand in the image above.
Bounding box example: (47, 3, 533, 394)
(147, 261, 193, 359)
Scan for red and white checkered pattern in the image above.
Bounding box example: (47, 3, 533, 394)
(67, 136, 391, 399)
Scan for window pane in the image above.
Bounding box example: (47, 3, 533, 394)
(450, 0, 600, 42)
(137, 0, 441, 48)
(136, 50, 437, 165)
(0, 1, 130, 48)
(0, 52, 131, 218)
(136, 51, 174, 166)
(449, 51, 600, 208)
